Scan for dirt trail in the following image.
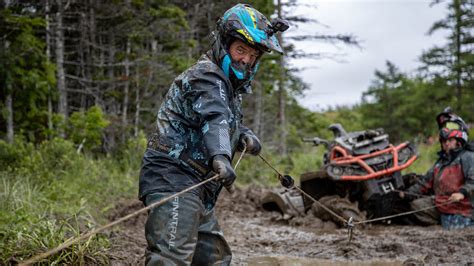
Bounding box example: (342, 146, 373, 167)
(106, 187, 474, 265)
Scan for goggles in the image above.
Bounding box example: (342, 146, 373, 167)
(442, 121, 461, 130)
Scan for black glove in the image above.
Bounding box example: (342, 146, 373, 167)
(212, 155, 236, 187)
(238, 133, 261, 155)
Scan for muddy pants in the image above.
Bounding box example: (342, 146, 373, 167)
(144, 192, 232, 266)
(410, 197, 474, 230)
(410, 196, 440, 225)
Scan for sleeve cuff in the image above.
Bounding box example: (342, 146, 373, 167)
(208, 152, 231, 164)
(459, 188, 469, 198)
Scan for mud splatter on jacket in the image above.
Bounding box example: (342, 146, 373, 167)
(408, 148, 474, 218)
(139, 52, 256, 208)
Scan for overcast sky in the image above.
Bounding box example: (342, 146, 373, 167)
(287, 0, 447, 111)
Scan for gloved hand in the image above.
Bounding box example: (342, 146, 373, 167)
(238, 133, 261, 155)
(448, 192, 465, 202)
(212, 155, 236, 188)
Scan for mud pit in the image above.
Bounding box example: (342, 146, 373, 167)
(106, 187, 473, 265)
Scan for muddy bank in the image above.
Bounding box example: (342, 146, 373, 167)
(105, 187, 474, 265)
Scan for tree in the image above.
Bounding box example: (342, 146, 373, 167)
(54, 0, 67, 131)
(271, 0, 359, 155)
(420, 0, 474, 116)
(360, 61, 452, 142)
(0, 0, 343, 154)
(0, 4, 55, 143)
(43, 0, 193, 149)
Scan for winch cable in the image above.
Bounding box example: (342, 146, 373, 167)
(349, 189, 457, 225)
(257, 154, 461, 241)
(258, 154, 348, 225)
(353, 200, 455, 225)
(19, 146, 247, 266)
(393, 189, 429, 199)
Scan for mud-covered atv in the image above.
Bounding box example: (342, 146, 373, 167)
(261, 123, 418, 224)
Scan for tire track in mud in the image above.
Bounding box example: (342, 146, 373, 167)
(105, 187, 474, 265)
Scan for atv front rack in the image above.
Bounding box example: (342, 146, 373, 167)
(326, 142, 417, 181)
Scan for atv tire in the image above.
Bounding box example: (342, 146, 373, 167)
(300, 170, 334, 209)
(311, 195, 366, 226)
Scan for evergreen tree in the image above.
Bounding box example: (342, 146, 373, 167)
(0, 4, 55, 143)
(419, 0, 474, 117)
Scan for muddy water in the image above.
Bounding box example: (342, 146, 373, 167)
(106, 187, 474, 265)
(217, 187, 473, 265)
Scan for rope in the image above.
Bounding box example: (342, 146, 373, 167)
(259, 154, 464, 244)
(19, 147, 247, 265)
(393, 189, 429, 199)
(257, 154, 282, 177)
(354, 199, 455, 225)
(257, 154, 461, 229)
(293, 186, 348, 224)
(258, 154, 348, 224)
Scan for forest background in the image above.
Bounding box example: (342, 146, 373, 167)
(0, 0, 473, 263)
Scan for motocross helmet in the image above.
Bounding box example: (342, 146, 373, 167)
(436, 107, 469, 144)
(213, 4, 288, 93)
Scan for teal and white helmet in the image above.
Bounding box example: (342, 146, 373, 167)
(213, 4, 288, 93)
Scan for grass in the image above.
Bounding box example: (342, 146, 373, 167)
(0, 137, 144, 264)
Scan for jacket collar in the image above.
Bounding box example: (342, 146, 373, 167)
(438, 146, 463, 163)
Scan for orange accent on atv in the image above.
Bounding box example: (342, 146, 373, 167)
(300, 123, 419, 219)
(328, 142, 418, 181)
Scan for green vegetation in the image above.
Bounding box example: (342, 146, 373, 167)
(68, 106, 111, 153)
(236, 146, 326, 187)
(407, 142, 440, 175)
(0, 137, 145, 264)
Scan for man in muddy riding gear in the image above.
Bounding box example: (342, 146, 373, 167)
(402, 108, 474, 230)
(138, 4, 287, 265)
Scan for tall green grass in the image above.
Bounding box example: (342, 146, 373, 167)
(0, 136, 145, 264)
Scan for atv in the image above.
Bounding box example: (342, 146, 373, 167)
(261, 123, 418, 224)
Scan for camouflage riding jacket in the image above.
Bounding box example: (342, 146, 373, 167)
(408, 147, 474, 218)
(139, 52, 255, 207)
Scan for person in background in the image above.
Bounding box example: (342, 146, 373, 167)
(138, 4, 288, 265)
(401, 107, 473, 230)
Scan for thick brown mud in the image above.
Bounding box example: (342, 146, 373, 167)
(105, 187, 474, 265)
